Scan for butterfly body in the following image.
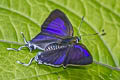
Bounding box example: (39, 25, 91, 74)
(26, 34, 79, 51)
(28, 36, 79, 52)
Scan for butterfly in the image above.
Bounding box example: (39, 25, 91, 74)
(15, 9, 93, 68)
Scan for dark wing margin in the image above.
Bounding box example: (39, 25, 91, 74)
(41, 9, 73, 38)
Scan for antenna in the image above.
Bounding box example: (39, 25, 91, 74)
(7, 32, 28, 51)
(80, 29, 106, 37)
(78, 16, 84, 37)
(21, 32, 28, 44)
(77, 16, 106, 39)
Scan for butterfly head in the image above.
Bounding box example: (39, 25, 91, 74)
(24, 42, 35, 52)
(73, 36, 81, 43)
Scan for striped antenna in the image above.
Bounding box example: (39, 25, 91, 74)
(78, 16, 84, 37)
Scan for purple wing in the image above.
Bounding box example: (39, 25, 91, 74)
(30, 9, 73, 49)
(35, 43, 93, 67)
(41, 9, 73, 38)
(36, 44, 67, 66)
(63, 44, 93, 67)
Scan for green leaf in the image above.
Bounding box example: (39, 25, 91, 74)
(0, 0, 120, 79)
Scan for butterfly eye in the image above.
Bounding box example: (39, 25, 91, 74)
(30, 45, 34, 50)
(76, 38, 79, 43)
(77, 37, 81, 43)
(27, 43, 35, 52)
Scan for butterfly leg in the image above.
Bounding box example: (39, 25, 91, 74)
(16, 57, 35, 66)
(34, 52, 43, 64)
(7, 32, 29, 51)
(20, 32, 28, 44)
(7, 46, 26, 51)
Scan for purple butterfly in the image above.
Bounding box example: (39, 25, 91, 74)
(8, 9, 93, 67)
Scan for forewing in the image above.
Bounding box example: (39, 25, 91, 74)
(63, 43, 93, 66)
(41, 9, 73, 38)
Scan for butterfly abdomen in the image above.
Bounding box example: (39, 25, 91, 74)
(45, 43, 67, 51)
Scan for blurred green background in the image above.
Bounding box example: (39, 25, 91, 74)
(0, 0, 120, 80)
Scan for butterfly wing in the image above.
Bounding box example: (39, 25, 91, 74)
(35, 43, 93, 67)
(41, 9, 73, 38)
(35, 45, 68, 67)
(30, 9, 73, 49)
(63, 43, 93, 67)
